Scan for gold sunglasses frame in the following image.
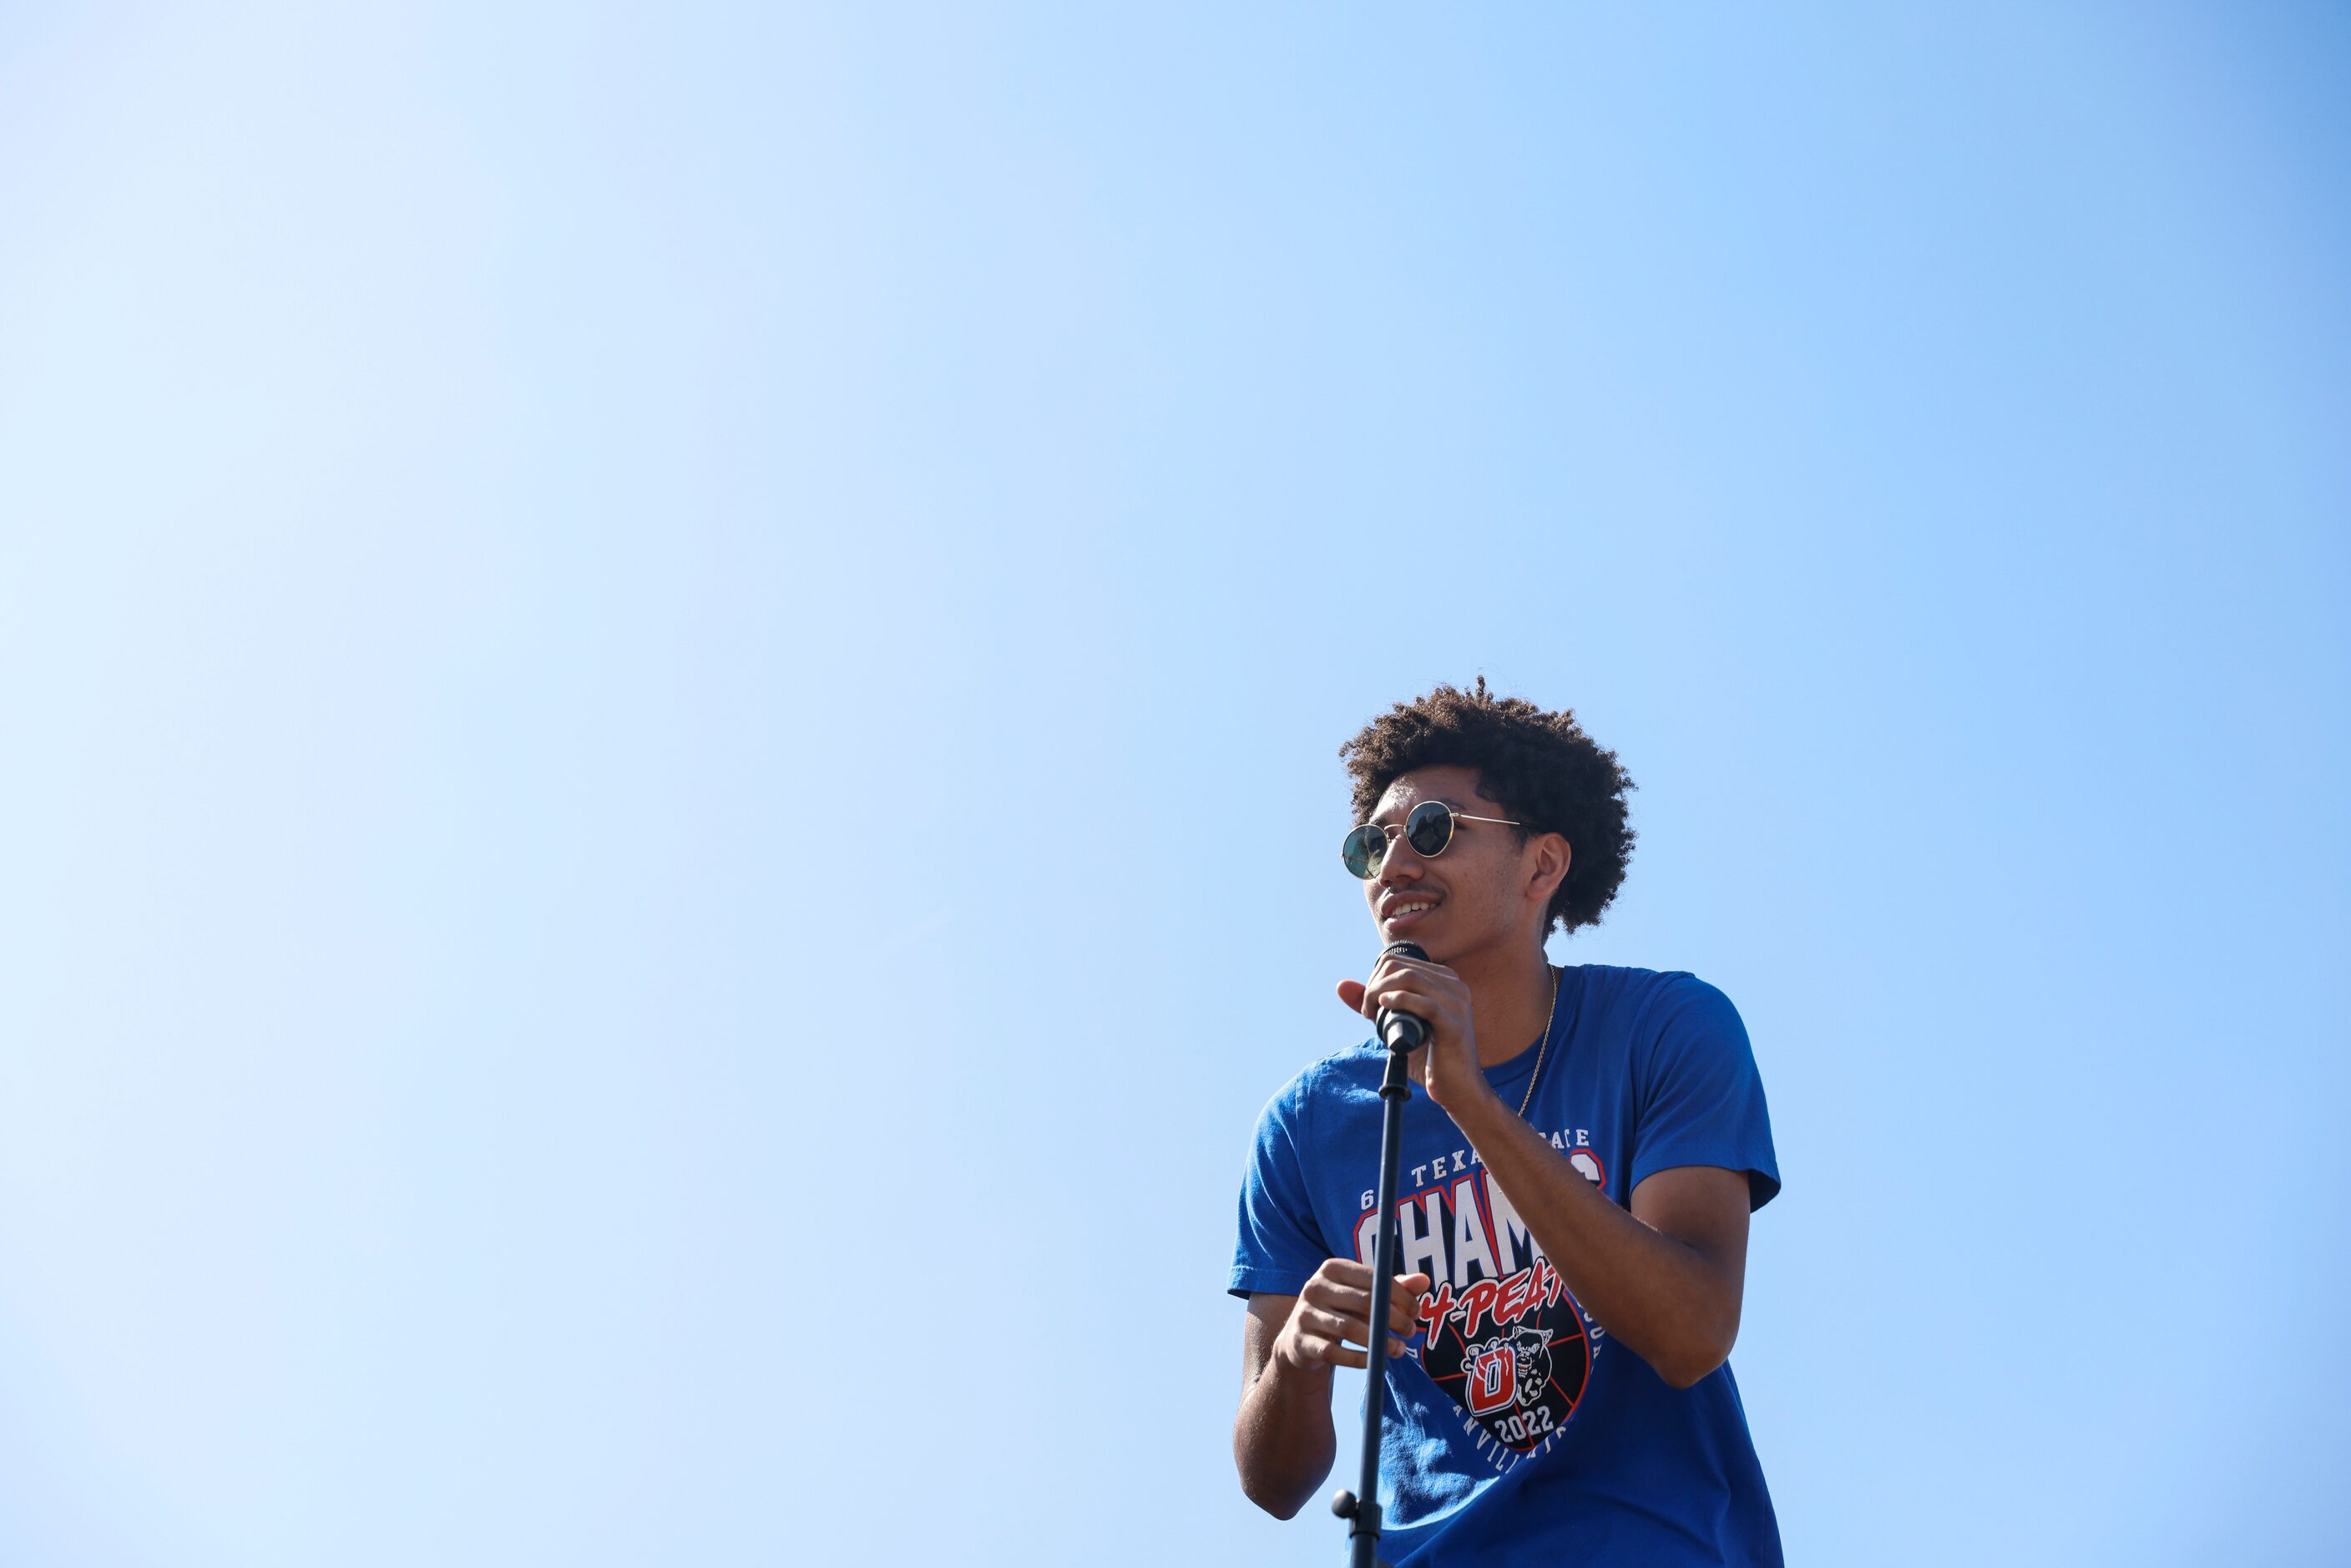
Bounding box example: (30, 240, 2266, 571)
(1342, 802, 1526, 878)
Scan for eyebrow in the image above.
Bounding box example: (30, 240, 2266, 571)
(1371, 797, 1471, 825)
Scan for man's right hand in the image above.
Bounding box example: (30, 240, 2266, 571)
(1236, 1261, 1437, 1517)
(1272, 1259, 1433, 1372)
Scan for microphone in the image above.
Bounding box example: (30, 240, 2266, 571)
(1374, 940, 1428, 1053)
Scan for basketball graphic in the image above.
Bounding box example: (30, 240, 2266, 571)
(1419, 1271, 1590, 1453)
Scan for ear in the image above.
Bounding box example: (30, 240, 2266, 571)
(1525, 832, 1571, 911)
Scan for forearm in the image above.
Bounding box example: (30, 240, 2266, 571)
(1233, 1354, 1337, 1519)
(1452, 1091, 1741, 1388)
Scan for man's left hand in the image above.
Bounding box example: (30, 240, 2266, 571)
(1335, 953, 1495, 1115)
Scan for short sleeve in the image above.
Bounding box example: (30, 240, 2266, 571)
(1229, 1080, 1334, 1299)
(1630, 976, 1782, 1211)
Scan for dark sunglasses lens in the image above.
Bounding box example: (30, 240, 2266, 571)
(1406, 801, 1454, 857)
(1342, 825, 1386, 878)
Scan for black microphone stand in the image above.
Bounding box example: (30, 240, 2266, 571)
(1330, 940, 1426, 1568)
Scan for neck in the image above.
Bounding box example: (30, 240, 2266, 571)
(1448, 938, 1556, 1068)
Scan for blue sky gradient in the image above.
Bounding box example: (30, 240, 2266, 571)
(2, 4, 2345, 1564)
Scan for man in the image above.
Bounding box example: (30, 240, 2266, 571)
(1231, 681, 1782, 1565)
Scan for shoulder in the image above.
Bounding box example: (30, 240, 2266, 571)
(1570, 965, 1752, 1064)
(1251, 1041, 1383, 1135)
(1571, 964, 1742, 1027)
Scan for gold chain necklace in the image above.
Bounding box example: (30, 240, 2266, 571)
(1516, 965, 1560, 1119)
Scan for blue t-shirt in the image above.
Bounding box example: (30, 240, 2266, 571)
(1231, 964, 1782, 1567)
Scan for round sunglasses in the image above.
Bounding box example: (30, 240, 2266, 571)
(1342, 801, 1527, 879)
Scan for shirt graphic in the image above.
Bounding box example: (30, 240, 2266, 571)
(1352, 1152, 1600, 1462)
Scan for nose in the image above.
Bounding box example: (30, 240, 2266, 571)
(1373, 826, 1431, 886)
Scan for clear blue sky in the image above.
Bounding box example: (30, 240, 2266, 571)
(2, 4, 2345, 1564)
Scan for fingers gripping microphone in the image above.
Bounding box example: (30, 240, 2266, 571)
(1374, 940, 1428, 1053)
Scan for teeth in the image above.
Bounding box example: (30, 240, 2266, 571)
(1392, 902, 1434, 917)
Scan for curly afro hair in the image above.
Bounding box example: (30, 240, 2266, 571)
(1339, 678, 1636, 936)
